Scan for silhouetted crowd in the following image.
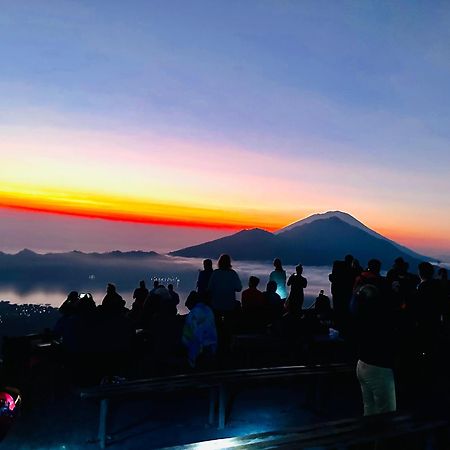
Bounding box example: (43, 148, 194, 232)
(52, 253, 450, 415)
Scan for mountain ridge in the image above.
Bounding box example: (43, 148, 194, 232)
(276, 210, 425, 260)
(171, 213, 431, 267)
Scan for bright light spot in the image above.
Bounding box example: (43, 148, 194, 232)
(192, 437, 242, 449)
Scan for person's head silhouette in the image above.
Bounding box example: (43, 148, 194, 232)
(367, 259, 381, 275)
(218, 254, 232, 270)
(267, 280, 277, 293)
(418, 262, 434, 281)
(248, 276, 260, 288)
(273, 258, 283, 270)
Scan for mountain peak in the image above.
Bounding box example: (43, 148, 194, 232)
(16, 248, 37, 256)
(276, 211, 356, 234)
(276, 210, 425, 260)
(170, 212, 429, 266)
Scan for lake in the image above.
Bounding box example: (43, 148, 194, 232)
(0, 256, 332, 314)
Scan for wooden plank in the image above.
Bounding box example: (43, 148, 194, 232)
(159, 414, 450, 449)
(80, 363, 354, 400)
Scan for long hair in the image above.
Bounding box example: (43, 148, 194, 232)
(218, 254, 232, 270)
(273, 258, 283, 271)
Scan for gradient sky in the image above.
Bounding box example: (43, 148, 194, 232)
(0, 1, 449, 257)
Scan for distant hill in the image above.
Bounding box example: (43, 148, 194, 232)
(0, 249, 164, 292)
(171, 213, 430, 267)
(169, 228, 277, 261)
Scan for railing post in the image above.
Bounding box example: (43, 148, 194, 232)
(98, 398, 109, 449)
(218, 384, 227, 430)
(209, 387, 218, 425)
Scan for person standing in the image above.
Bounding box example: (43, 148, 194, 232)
(287, 264, 307, 314)
(352, 283, 397, 416)
(208, 254, 242, 314)
(196, 259, 214, 301)
(132, 281, 149, 311)
(208, 254, 242, 351)
(269, 258, 287, 300)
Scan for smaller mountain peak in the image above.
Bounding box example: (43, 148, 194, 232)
(235, 228, 273, 236)
(16, 248, 37, 256)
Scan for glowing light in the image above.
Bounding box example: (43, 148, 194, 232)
(191, 437, 244, 449)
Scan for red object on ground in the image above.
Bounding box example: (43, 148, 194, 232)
(0, 392, 16, 411)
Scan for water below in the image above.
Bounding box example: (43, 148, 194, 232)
(0, 258, 332, 314)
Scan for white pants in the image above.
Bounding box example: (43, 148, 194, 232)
(356, 360, 396, 416)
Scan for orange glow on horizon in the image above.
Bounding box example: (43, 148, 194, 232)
(0, 187, 290, 232)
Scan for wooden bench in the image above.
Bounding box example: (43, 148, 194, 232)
(160, 412, 450, 449)
(80, 363, 353, 448)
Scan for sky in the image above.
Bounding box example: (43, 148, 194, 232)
(0, 0, 449, 258)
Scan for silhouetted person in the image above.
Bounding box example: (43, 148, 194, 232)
(208, 254, 242, 314)
(58, 291, 79, 316)
(287, 264, 307, 314)
(329, 255, 357, 332)
(438, 268, 450, 327)
(354, 259, 386, 292)
(54, 292, 103, 383)
(185, 290, 200, 311)
(241, 276, 267, 331)
(208, 254, 242, 353)
(272, 287, 304, 346)
(269, 258, 287, 300)
(241, 276, 266, 311)
(387, 257, 407, 286)
(143, 281, 164, 322)
(149, 280, 159, 295)
(153, 284, 177, 316)
(101, 283, 126, 314)
(386, 258, 419, 312)
(182, 293, 217, 368)
(197, 259, 213, 301)
(416, 262, 443, 357)
(264, 280, 283, 321)
(352, 259, 363, 277)
(77, 292, 96, 313)
(315, 290, 332, 320)
(54, 291, 84, 352)
(132, 280, 149, 310)
(129, 281, 149, 326)
(168, 283, 180, 311)
(352, 284, 396, 416)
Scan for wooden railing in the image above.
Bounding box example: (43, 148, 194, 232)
(80, 363, 354, 448)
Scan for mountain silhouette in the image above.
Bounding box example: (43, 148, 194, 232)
(171, 228, 277, 261)
(277, 210, 425, 260)
(171, 213, 430, 267)
(0, 250, 164, 293)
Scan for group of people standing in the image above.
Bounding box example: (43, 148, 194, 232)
(329, 255, 450, 417)
(191, 255, 310, 328)
(54, 252, 450, 419)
